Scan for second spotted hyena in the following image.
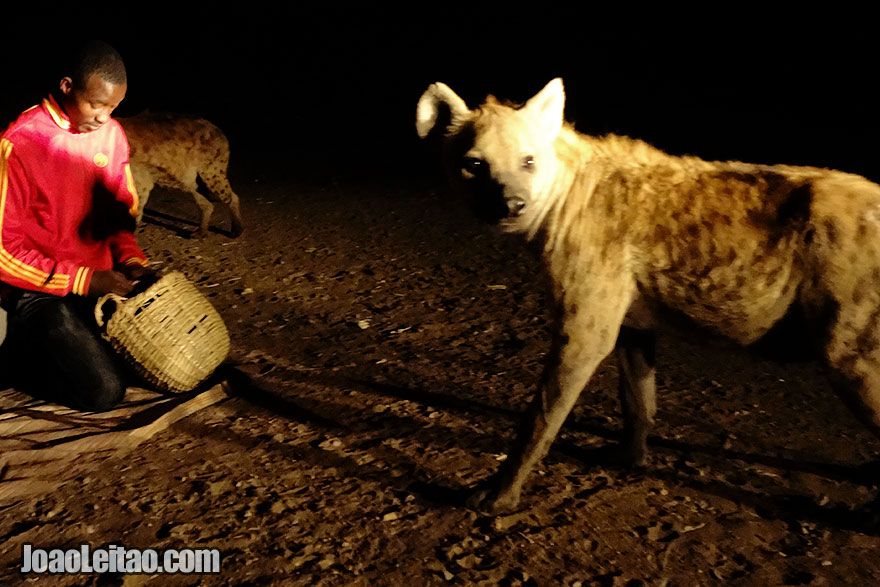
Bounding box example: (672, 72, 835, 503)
(119, 112, 244, 237)
(417, 78, 880, 514)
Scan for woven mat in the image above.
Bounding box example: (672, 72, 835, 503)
(0, 384, 229, 504)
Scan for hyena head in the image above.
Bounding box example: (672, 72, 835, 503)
(416, 79, 566, 231)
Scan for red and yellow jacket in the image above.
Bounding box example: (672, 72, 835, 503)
(0, 95, 147, 296)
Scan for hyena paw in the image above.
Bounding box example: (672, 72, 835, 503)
(230, 219, 244, 238)
(624, 448, 649, 469)
(465, 486, 521, 515)
(861, 494, 880, 532)
(617, 441, 649, 469)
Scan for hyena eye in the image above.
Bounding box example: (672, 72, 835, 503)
(462, 156, 485, 176)
(522, 155, 535, 171)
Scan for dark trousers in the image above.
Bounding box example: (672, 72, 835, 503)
(1, 290, 127, 412)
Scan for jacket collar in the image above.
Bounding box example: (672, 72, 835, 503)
(43, 95, 71, 131)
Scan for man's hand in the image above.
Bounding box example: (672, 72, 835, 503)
(88, 270, 134, 297)
(119, 263, 158, 283)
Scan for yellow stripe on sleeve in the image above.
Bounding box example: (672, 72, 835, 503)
(0, 138, 66, 290)
(124, 164, 139, 217)
(72, 267, 89, 296)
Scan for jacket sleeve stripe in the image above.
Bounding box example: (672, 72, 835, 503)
(72, 267, 89, 295)
(0, 249, 70, 289)
(0, 138, 71, 291)
(124, 163, 139, 217)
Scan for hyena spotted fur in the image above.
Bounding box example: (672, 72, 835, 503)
(417, 78, 880, 514)
(119, 112, 244, 237)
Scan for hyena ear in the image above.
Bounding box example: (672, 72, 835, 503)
(416, 82, 471, 139)
(523, 78, 566, 145)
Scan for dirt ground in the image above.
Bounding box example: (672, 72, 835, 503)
(2, 152, 880, 586)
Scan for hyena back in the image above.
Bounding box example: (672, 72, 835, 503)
(417, 78, 880, 514)
(119, 112, 244, 237)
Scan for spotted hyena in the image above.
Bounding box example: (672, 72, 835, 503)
(416, 78, 880, 514)
(119, 112, 244, 237)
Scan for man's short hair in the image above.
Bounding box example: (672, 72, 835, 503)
(69, 40, 127, 88)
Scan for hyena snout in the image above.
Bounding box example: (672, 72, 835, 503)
(474, 194, 523, 223)
(506, 197, 526, 217)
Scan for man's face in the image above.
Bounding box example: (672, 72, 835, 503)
(59, 73, 126, 133)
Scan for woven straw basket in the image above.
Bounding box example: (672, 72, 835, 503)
(95, 271, 230, 392)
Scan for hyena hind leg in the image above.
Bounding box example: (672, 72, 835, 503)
(809, 297, 880, 524)
(826, 366, 880, 525)
(824, 313, 880, 440)
(157, 171, 212, 238)
(827, 371, 880, 442)
(199, 172, 244, 238)
(616, 327, 658, 467)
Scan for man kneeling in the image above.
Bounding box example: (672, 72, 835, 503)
(0, 40, 156, 411)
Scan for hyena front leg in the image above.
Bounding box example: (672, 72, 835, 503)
(616, 327, 657, 467)
(469, 279, 634, 514)
(188, 189, 216, 238)
(129, 163, 156, 225)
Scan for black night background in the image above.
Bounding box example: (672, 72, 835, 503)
(2, 9, 877, 181)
